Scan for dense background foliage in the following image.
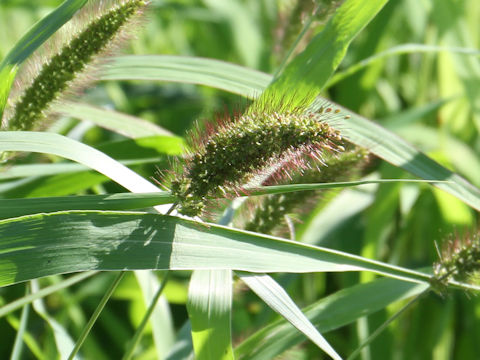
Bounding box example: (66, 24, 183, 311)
(1, 0, 480, 359)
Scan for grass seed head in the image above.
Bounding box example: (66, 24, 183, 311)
(243, 148, 369, 235)
(432, 231, 480, 292)
(169, 104, 348, 217)
(4, 0, 148, 131)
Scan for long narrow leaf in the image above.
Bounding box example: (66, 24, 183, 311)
(54, 101, 173, 138)
(328, 44, 480, 87)
(0, 180, 439, 220)
(0, 210, 432, 287)
(0, 192, 174, 220)
(0, 158, 162, 181)
(258, 0, 388, 110)
(248, 179, 448, 196)
(165, 321, 194, 360)
(10, 285, 30, 360)
(238, 272, 341, 360)
(134, 271, 175, 359)
(0, 131, 159, 193)
(100, 55, 271, 98)
(235, 278, 428, 360)
(188, 270, 233, 360)
(317, 103, 480, 211)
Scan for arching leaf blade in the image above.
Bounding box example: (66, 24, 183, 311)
(0, 211, 431, 287)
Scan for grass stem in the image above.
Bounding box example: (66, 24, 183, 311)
(10, 283, 30, 360)
(67, 271, 125, 360)
(346, 289, 430, 360)
(122, 271, 171, 360)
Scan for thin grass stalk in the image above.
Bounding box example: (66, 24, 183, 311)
(122, 271, 171, 360)
(67, 271, 125, 360)
(10, 284, 30, 360)
(0, 271, 96, 318)
(346, 289, 430, 360)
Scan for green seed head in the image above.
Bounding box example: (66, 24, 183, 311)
(4, 0, 147, 131)
(244, 148, 369, 235)
(170, 105, 348, 216)
(432, 231, 480, 292)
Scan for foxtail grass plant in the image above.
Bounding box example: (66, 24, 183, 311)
(2, 1, 480, 359)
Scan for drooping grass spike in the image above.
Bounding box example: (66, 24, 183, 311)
(169, 104, 349, 217)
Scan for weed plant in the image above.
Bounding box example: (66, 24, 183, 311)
(0, 1, 480, 359)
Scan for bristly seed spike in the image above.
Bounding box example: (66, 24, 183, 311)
(241, 148, 369, 235)
(432, 231, 480, 293)
(5, 0, 148, 131)
(167, 105, 347, 216)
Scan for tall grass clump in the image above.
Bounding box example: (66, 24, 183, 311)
(1, 0, 480, 359)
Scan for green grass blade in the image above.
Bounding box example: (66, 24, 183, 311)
(53, 101, 173, 138)
(134, 271, 175, 359)
(0, 180, 442, 220)
(258, 0, 388, 110)
(328, 44, 480, 87)
(391, 123, 480, 187)
(0, 131, 159, 193)
(0, 136, 183, 199)
(0, 132, 175, 214)
(238, 272, 341, 360)
(248, 179, 449, 197)
(100, 55, 271, 98)
(0, 134, 184, 181)
(187, 270, 233, 360)
(0, 211, 432, 287)
(316, 103, 480, 211)
(0, 0, 88, 116)
(235, 278, 428, 360)
(165, 321, 194, 360)
(0, 158, 161, 181)
(0, 192, 174, 219)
